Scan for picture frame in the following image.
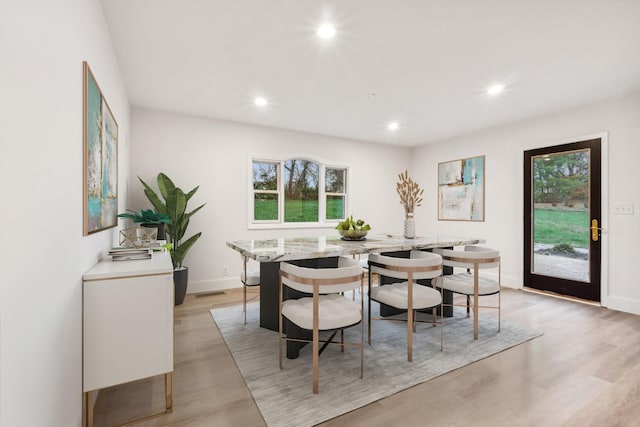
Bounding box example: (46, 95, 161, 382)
(438, 155, 485, 221)
(83, 61, 118, 235)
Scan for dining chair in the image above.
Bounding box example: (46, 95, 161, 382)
(368, 250, 443, 362)
(348, 253, 370, 301)
(240, 255, 260, 324)
(279, 257, 364, 394)
(433, 246, 501, 339)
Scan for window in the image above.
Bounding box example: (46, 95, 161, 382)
(325, 167, 346, 220)
(252, 161, 279, 221)
(250, 157, 348, 227)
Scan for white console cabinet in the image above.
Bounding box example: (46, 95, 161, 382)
(83, 251, 174, 426)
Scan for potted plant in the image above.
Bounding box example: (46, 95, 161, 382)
(138, 173, 206, 305)
(117, 209, 172, 240)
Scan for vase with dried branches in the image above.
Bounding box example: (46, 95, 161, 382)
(396, 170, 423, 238)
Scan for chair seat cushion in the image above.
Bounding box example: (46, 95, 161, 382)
(282, 294, 361, 330)
(370, 282, 442, 310)
(241, 269, 260, 286)
(439, 273, 499, 295)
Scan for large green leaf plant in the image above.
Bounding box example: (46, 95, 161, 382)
(139, 173, 206, 269)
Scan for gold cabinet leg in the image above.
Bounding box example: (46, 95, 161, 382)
(85, 390, 94, 427)
(165, 372, 173, 412)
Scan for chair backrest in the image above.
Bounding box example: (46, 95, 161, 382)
(368, 250, 442, 280)
(434, 246, 500, 269)
(280, 256, 362, 294)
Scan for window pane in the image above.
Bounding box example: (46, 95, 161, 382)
(254, 193, 278, 220)
(326, 195, 345, 220)
(284, 159, 319, 222)
(325, 168, 345, 193)
(532, 149, 590, 282)
(253, 161, 278, 191)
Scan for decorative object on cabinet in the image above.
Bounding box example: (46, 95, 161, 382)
(396, 170, 423, 238)
(108, 247, 152, 261)
(139, 173, 206, 305)
(118, 209, 172, 240)
(438, 155, 485, 221)
(83, 61, 118, 235)
(118, 226, 158, 248)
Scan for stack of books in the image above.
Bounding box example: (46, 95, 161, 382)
(108, 247, 152, 261)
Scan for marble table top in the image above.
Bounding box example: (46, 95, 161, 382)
(226, 234, 485, 262)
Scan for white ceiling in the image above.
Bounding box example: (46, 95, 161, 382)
(101, 0, 640, 147)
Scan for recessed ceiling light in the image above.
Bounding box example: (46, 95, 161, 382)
(254, 97, 268, 107)
(387, 122, 399, 131)
(486, 84, 505, 96)
(317, 23, 336, 39)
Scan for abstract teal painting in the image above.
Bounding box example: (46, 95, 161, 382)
(83, 62, 118, 235)
(438, 155, 484, 221)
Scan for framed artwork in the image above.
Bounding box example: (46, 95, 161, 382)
(83, 61, 118, 235)
(438, 155, 485, 221)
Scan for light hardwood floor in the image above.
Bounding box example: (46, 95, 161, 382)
(93, 287, 640, 427)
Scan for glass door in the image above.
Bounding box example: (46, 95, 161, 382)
(524, 138, 601, 301)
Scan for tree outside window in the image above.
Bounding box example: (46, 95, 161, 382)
(284, 159, 319, 222)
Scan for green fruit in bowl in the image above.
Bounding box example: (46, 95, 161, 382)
(336, 215, 371, 239)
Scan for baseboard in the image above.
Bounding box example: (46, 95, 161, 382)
(499, 274, 521, 289)
(605, 295, 640, 315)
(188, 272, 523, 295)
(463, 269, 521, 289)
(188, 277, 241, 294)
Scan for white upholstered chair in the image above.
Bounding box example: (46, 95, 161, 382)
(279, 257, 364, 394)
(433, 246, 501, 340)
(368, 250, 443, 362)
(240, 255, 260, 324)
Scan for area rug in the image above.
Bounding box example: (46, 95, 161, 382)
(210, 301, 542, 427)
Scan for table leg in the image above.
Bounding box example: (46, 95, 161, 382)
(259, 262, 281, 331)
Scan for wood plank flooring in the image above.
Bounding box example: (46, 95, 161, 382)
(93, 287, 640, 427)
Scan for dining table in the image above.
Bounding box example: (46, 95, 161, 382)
(226, 234, 485, 358)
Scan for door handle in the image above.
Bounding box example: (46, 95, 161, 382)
(591, 219, 604, 241)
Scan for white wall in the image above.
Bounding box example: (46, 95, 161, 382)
(411, 93, 640, 314)
(0, 1, 130, 425)
(129, 108, 411, 292)
(131, 94, 640, 315)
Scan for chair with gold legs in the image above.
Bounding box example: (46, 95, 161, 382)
(368, 250, 443, 362)
(279, 257, 364, 394)
(433, 246, 501, 340)
(240, 255, 260, 324)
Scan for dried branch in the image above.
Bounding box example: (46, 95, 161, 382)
(396, 170, 424, 216)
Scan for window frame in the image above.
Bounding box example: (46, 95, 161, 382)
(248, 155, 349, 229)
